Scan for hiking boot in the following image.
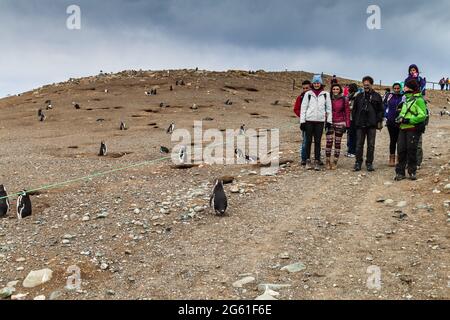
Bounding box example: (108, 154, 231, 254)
(300, 160, 306, 167)
(367, 164, 375, 172)
(354, 163, 362, 172)
(325, 157, 332, 170)
(346, 153, 356, 158)
(394, 174, 406, 181)
(314, 160, 321, 171)
(389, 155, 395, 167)
(332, 158, 338, 170)
(409, 173, 417, 181)
(318, 160, 324, 166)
(306, 160, 313, 170)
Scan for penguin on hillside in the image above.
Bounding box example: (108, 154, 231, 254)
(209, 179, 228, 216)
(0, 185, 10, 218)
(99, 141, 108, 156)
(17, 190, 32, 220)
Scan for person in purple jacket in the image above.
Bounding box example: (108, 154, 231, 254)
(404, 64, 426, 96)
(384, 82, 403, 167)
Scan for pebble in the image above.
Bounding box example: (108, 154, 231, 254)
(15, 257, 26, 262)
(82, 215, 90, 222)
(34, 295, 46, 300)
(49, 291, 62, 300)
(384, 199, 394, 206)
(280, 262, 306, 273)
(232, 276, 255, 288)
(257, 284, 291, 291)
(133, 209, 141, 214)
(279, 252, 290, 259)
(397, 201, 407, 208)
(16, 267, 24, 271)
(100, 263, 109, 270)
(11, 293, 28, 300)
(0, 287, 14, 299)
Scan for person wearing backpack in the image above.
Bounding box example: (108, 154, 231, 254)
(394, 79, 427, 181)
(352, 76, 384, 172)
(325, 83, 350, 170)
(300, 74, 332, 171)
(384, 82, 404, 167)
(293, 80, 312, 166)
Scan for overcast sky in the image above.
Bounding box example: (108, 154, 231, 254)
(1, 0, 449, 97)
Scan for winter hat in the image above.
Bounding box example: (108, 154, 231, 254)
(405, 79, 419, 93)
(312, 74, 323, 84)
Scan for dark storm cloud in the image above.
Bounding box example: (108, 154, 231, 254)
(1, 0, 449, 96)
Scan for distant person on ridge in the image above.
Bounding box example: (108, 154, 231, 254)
(447, 77, 450, 91)
(394, 79, 427, 181)
(300, 74, 332, 171)
(439, 78, 445, 91)
(293, 80, 312, 166)
(331, 75, 338, 85)
(352, 76, 384, 172)
(384, 82, 403, 167)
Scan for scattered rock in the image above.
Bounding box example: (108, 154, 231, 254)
(257, 284, 291, 291)
(281, 262, 306, 273)
(397, 201, 407, 208)
(11, 293, 28, 300)
(232, 276, 255, 288)
(23, 268, 53, 288)
(34, 295, 46, 300)
(279, 252, 290, 259)
(49, 291, 62, 300)
(0, 287, 14, 299)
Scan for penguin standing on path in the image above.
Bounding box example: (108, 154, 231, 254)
(0, 185, 10, 218)
(167, 122, 175, 135)
(17, 190, 32, 220)
(120, 121, 127, 131)
(39, 110, 46, 122)
(210, 179, 228, 216)
(179, 145, 187, 164)
(99, 141, 108, 156)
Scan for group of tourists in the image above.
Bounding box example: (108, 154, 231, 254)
(439, 77, 450, 90)
(294, 64, 429, 181)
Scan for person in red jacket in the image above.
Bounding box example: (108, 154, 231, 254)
(294, 80, 312, 165)
(325, 83, 351, 169)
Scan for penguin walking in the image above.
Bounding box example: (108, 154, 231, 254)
(145, 91, 151, 96)
(209, 179, 228, 216)
(0, 185, 10, 218)
(72, 102, 81, 109)
(235, 148, 245, 160)
(104, 89, 109, 93)
(17, 190, 32, 220)
(167, 122, 175, 135)
(170, 85, 173, 91)
(120, 121, 127, 131)
(99, 141, 108, 156)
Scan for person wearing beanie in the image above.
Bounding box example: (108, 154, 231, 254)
(325, 84, 350, 170)
(300, 74, 332, 171)
(352, 76, 384, 172)
(404, 64, 426, 96)
(384, 82, 404, 167)
(293, 80, 312, 165)
(394, 79, 427, 181)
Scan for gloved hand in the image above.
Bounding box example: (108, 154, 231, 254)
(402, 118, 410, 124)
(300, 123, 306, 132)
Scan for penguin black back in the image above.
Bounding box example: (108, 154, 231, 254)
(210, 179, 227, 216)
(0, 185, 10, 218)
(17, 190, 32, 220)
(99, 141, 107, 156)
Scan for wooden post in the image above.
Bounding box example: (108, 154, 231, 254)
(293, 79, 296, 91)
(379, 80, 382, 89)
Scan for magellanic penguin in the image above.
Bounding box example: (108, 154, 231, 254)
(0, 185, 10, 218)
(17, 190, 32, 220)
(239, 124, 246, 135)
(39, 111, 46, 122)
(179, 145, 187, 164)
(160, 146, 170, 154)
(120, 121, 127, 131)
(99, 141, 108, 156)
(209, 179, 228, 216)
(166, 122, 175, 135)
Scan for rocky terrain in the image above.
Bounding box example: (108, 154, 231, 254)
(0, 69, 449, 300)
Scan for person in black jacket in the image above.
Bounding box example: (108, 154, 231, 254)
(352, 76, 384, 172)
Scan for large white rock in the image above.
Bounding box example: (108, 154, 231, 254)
(23, 269, 53, 288)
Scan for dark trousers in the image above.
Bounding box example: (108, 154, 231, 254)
(347, 121, 357, 155)
(387, 125, 400, 155)
(396, 130, 421, 175)
(305, 122, 324, 161)
(355, 127, 376, 165)
(417, 135, 423, 167)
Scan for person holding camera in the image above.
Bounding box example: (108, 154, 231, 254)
(352, 76, 384, 172)
(394, 79, 428, 181)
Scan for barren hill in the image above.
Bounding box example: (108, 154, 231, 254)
(0, 69, 449, 300)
